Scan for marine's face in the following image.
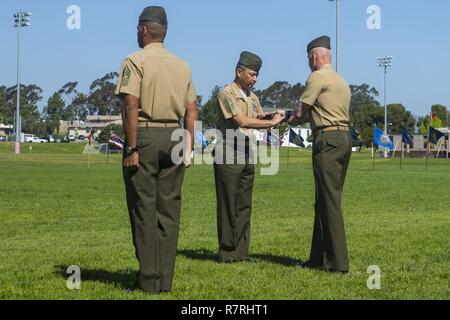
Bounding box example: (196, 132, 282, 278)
(237, 67, 258, 90)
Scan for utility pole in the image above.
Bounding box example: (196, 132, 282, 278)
(13, 11, 32, 154)
(329, 0, 341, 73)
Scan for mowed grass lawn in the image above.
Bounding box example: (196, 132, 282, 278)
(0, 143, 449, 300)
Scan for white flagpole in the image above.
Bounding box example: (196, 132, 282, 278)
(436, 140, 444, 158)
(400, 138, 403, 170)
(392, 139, 399, 158)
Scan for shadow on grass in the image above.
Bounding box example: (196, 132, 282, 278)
(54, 264, 135, 289)
(54, 250, 303, 288)
(251, 253, 303, 267)
(177, 249, 302, 267)
(177, 249, 218, 262)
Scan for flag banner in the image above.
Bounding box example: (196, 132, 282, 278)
(351, 128, 360, 144)
(428, 127, 445, 145)
(374, 127, 393, 150)
(266, 129, 281, 148)
(402, 127, 413, 147)
(289, 129, 305, 147)
(109, 132, 125, 150)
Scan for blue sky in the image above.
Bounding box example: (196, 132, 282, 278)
(1, 0, 449, 117)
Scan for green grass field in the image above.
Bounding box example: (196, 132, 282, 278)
(0, 143, 449, 300)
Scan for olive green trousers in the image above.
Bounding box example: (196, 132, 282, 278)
(123, 127, 185, 292)
(309, 130, 352, 272)
(213, 142, 255, 262)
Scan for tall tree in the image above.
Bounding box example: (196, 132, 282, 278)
(386, 103, 415, 134)
(349, 84, 380, 114)
(58, 82, 78, 103)
(87, 72, 121, 116)
(6, 84, 42, 134)
(431, 104, 448, 127)
(58, 82, 81, 121)
(74, 93, 89, 121)
(199, 86, 221, 128)
(349, 84, 382, 146)
(0, 86, 10, 124)
(417, 105, 448, 132)
(43, 92, 65, 134)
(417, 116, 429, 134)
(255, 81, 304, 109)
(351, 103, 384, 146)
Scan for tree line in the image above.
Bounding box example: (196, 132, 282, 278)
(0, 74, 447, 145)
(0, 72, 120, 137)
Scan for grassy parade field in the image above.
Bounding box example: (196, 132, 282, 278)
(0, 143, 448, 300)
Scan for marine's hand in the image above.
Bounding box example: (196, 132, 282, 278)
(258, 112, 268, 119)
(271, 113, 284, 126)
(274, 109, 286, 118)
(123, 152, 139, 171)
(183, 159, 192, 169)
(287, 115, 299, 126)
(258, 112, 274, 120)
(183, 152, 192, 169)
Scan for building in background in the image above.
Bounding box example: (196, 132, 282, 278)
(0, 124, 14, 140)
(60, 115, 122, 139)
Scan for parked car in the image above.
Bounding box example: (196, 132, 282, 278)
(30, 137, 47, 143)
(40, 136, 54, 143)
(24, 134, 36, 143)
(0, 136, 6, 142)
(68, 135, 76, 142)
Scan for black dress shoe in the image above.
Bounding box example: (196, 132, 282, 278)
(219, 255, 251, 263)
(241, 256, 258, 262)
(298, 261, 323, 270)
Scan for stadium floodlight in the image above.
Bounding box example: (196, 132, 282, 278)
(328, 0, 341, 72)
(13, 11, 32, 154)
(377, 56, 394, 158)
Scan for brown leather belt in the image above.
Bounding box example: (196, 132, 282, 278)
(138, 121, 180, 128)
(313, 125, 349, 136)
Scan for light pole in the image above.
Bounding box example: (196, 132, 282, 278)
(329, 0, 340, 73)
(13, 11, 32, 154)
(377, 56, 393, 158)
